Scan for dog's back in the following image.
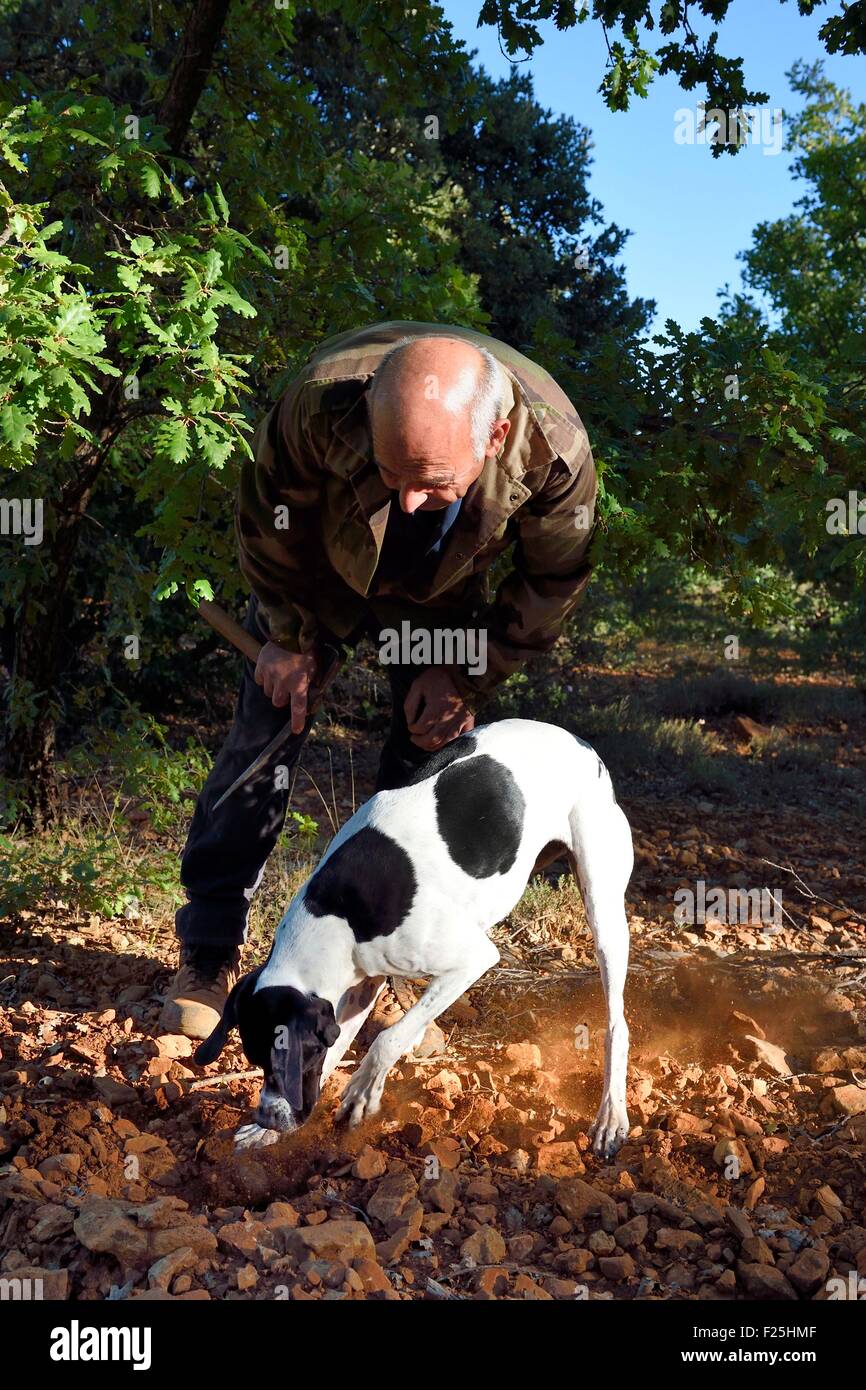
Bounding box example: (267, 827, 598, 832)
(267, 719, 625, 982)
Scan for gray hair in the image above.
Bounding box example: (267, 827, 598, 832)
(369, 336, 505, 461)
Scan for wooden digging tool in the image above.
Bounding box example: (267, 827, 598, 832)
(197, 598, 264, 665)
(196, 598, 341, 813)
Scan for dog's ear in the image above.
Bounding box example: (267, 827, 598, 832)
(194, 973, 249, 1066)
(314, 998, 340, 1048)
(270, 1022, 304, 1110)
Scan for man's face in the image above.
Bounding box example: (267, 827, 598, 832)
(375, 456, 484, 513)
(373, 416, 511, 514)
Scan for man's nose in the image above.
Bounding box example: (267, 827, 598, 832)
(399, 486, 428, 514)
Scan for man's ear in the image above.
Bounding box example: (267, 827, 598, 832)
(194, 972, 250, 1066)
(270, 1023, 304, 1110)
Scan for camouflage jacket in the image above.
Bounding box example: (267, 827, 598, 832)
(236, 320, 597, 701)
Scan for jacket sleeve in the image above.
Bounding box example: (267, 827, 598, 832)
(452, 445, 598, 703)
(235, 378, 325, 653)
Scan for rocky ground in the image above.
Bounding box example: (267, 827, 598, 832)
(2, 816, 865, 1301)
(2, 627, 865, 1302)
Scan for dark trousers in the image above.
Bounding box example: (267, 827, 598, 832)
(175, 598, 453, 947)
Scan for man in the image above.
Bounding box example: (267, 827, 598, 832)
(161, 321, 597, 1038)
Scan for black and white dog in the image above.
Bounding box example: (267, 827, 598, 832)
(195, 719, 634, 1158)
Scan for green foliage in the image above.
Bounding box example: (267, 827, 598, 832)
(478, 1, 865, 139)
(0, 707, 329, 918)
(0, 1, 863, 825)
(0, 711, 207, 918)
(64, 712, 213, 835)
(0, 1, 494, 814)
(721, 62, 865, 367)
(0, 825, 181, 920)
(530, 75, 866, 630)
(280, 15, 653, 354)
(284, 810, 320, 848)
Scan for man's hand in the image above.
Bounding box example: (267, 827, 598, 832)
(254, 642, 318, 731)
(405, 668, 475, 752)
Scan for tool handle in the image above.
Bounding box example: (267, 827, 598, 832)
(197, 599, 263, 664)
(197, 598, 341, 714)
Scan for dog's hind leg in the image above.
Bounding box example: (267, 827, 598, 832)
(569, 791, 634, 1159)
(336, 937, 499, 1128)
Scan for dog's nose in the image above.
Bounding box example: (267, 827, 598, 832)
(254, 1093, 298, 1133)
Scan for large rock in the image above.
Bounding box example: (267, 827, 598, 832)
(741, 1036, 790, 1077)
(261, 1201, 301, 1248)
(73, 1198, 149, 1263)
(217, 1220, 278, 1258)
(615, 1215, 648, 1250)
(366, 1171, 418, 1227)
(74, 1196, 215, 1266)
(536, 1142, 585, 1178)
(148, 1222, 217, 1259)
(285, 1220, 375, 1262)
(413, 1022, 447, 1058)
(352, 1147, 387, 1181)
(655, 1228, 703, 1254)
(460, 1226, 506, 1264)
(133, 1197, 189, 1230)
(787, 1247, 830, 1295)
(154, 1034, 194, 1059)
(727, 1010, 765, 1042)
(713, 1137, 755, 1176)
(825, 1085, 866, 1117)
(147, 1246, 197, 1291)
(93, 1076, 138, 1105)
(737, 1263, 797, 1300)
(424, 1167, 459, 1216)
(32, 1204, 74, 1242)
(555, 1179, 618, 1229)
(501, 1042, 542, 1075)
(353, 1259, 393, 1294)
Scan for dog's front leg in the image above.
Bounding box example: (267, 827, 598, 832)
(336, 939, 499, 1128)
(321, 977, 387, 1086)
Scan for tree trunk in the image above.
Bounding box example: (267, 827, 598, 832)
(5, 434, 109, 828)
(157, 0, 232, 154)
(7, 605, 64, 827)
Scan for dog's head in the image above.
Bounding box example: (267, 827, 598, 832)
(194, 971, 340, 1130)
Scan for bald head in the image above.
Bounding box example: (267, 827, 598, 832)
(368, 336, 510, 514)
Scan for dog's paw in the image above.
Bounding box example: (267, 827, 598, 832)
(335, 1065, 387, 1129)
(589, 1099, 630, 1160)
(234, 1122, 281, 1151)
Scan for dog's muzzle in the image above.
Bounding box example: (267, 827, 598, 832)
(254, 1093, 299, 1133)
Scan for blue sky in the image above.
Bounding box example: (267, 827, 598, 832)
(439, 0, 865, 336)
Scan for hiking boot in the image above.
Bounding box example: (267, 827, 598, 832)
(159, 943, 242, 1040)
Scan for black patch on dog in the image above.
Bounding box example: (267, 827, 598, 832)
(434, 753, 525, 878)
(304, 826, 416, 941)
(573, 732, 614, 794)
(408, 732, 477, 783)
